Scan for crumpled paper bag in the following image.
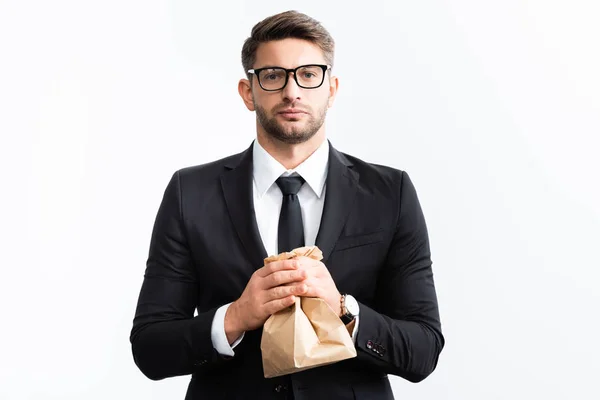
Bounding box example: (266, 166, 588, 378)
(260, 246, 357, 378)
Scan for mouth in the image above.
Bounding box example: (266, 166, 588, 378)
(277, 109, 308, 119)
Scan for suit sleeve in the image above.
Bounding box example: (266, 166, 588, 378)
(354, 171, 444, 383)
(129, 171, 231, 381)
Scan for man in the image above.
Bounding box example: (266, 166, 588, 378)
(130, 10, 444, 400)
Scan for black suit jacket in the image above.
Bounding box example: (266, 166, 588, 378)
(130, 140, 444, 400)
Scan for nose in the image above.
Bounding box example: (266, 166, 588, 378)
(282, 71, 302, 102)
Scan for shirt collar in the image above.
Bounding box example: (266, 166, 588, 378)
(252, 138, 329, 199)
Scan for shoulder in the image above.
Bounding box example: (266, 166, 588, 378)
(332, 146, 423, 212)
(170, 146, 249, 186)
(336, 149, 425, 230)
(335, 148, 407, 191)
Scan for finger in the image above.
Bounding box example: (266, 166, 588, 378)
(265, 283, 307, 301)
(295, 257, 328, 275)
(301, 284, 325, 299)
(290, 265, 321, 283)
(263, 295, 297, 315)
(262, 269, 307, 289)
(311, 261, 330, 278)
(256, 259, 298, 278)
(294, 256, 318, 268)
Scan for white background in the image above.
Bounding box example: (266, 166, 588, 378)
(1, 0, 599, 399)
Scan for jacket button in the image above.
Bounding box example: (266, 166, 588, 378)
(366, 340, 373, 349)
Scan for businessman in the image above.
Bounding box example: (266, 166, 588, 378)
(130, 10, 444, 400)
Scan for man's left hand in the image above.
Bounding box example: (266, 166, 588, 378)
(293, 256, 342, 316)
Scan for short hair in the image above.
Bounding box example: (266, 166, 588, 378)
(241, 10, 335, 79)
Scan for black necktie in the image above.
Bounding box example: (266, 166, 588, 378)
(276, 175, 306, 253)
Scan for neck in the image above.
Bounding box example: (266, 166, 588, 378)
(256, 127, 326, 170)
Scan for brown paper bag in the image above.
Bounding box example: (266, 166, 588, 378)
(260, 246, 357, 378)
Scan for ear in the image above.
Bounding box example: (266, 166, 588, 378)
(238, 78, 255, 111)
(327, 75, 339, 108)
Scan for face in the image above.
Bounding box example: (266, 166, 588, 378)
(239, 38, 338, 145)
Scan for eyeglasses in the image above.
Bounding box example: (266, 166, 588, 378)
(247, 64, 331, 91)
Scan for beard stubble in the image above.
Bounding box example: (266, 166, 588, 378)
(255, 99, 329, 145)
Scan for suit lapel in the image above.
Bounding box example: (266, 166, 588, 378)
(220, 140, 358, 269)
(220, 142, 268, 270)
(315, 141, 359, 264)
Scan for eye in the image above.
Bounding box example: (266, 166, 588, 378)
(260, 69, 285, 81)
(297, 66, 322, 81)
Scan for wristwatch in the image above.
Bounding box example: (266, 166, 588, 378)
(340, 294, 360, 324)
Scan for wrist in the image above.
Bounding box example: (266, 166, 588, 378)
(340, 293, 360, 324)
(224, 301, 244, 343)
(345, 318, 356, 332)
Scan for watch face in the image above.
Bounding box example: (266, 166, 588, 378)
(345, 295, 360, 316)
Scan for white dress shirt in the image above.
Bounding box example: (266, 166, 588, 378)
(210, 139, 358, 356)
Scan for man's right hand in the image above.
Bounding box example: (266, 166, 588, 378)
(224, 259, 307, 344)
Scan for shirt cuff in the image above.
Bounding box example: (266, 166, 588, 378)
(210, 302, 245, 357)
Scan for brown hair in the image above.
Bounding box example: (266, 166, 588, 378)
(241, 10, 335, 79)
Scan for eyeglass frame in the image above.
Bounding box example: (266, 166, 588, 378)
(247, 64, 332, 91)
